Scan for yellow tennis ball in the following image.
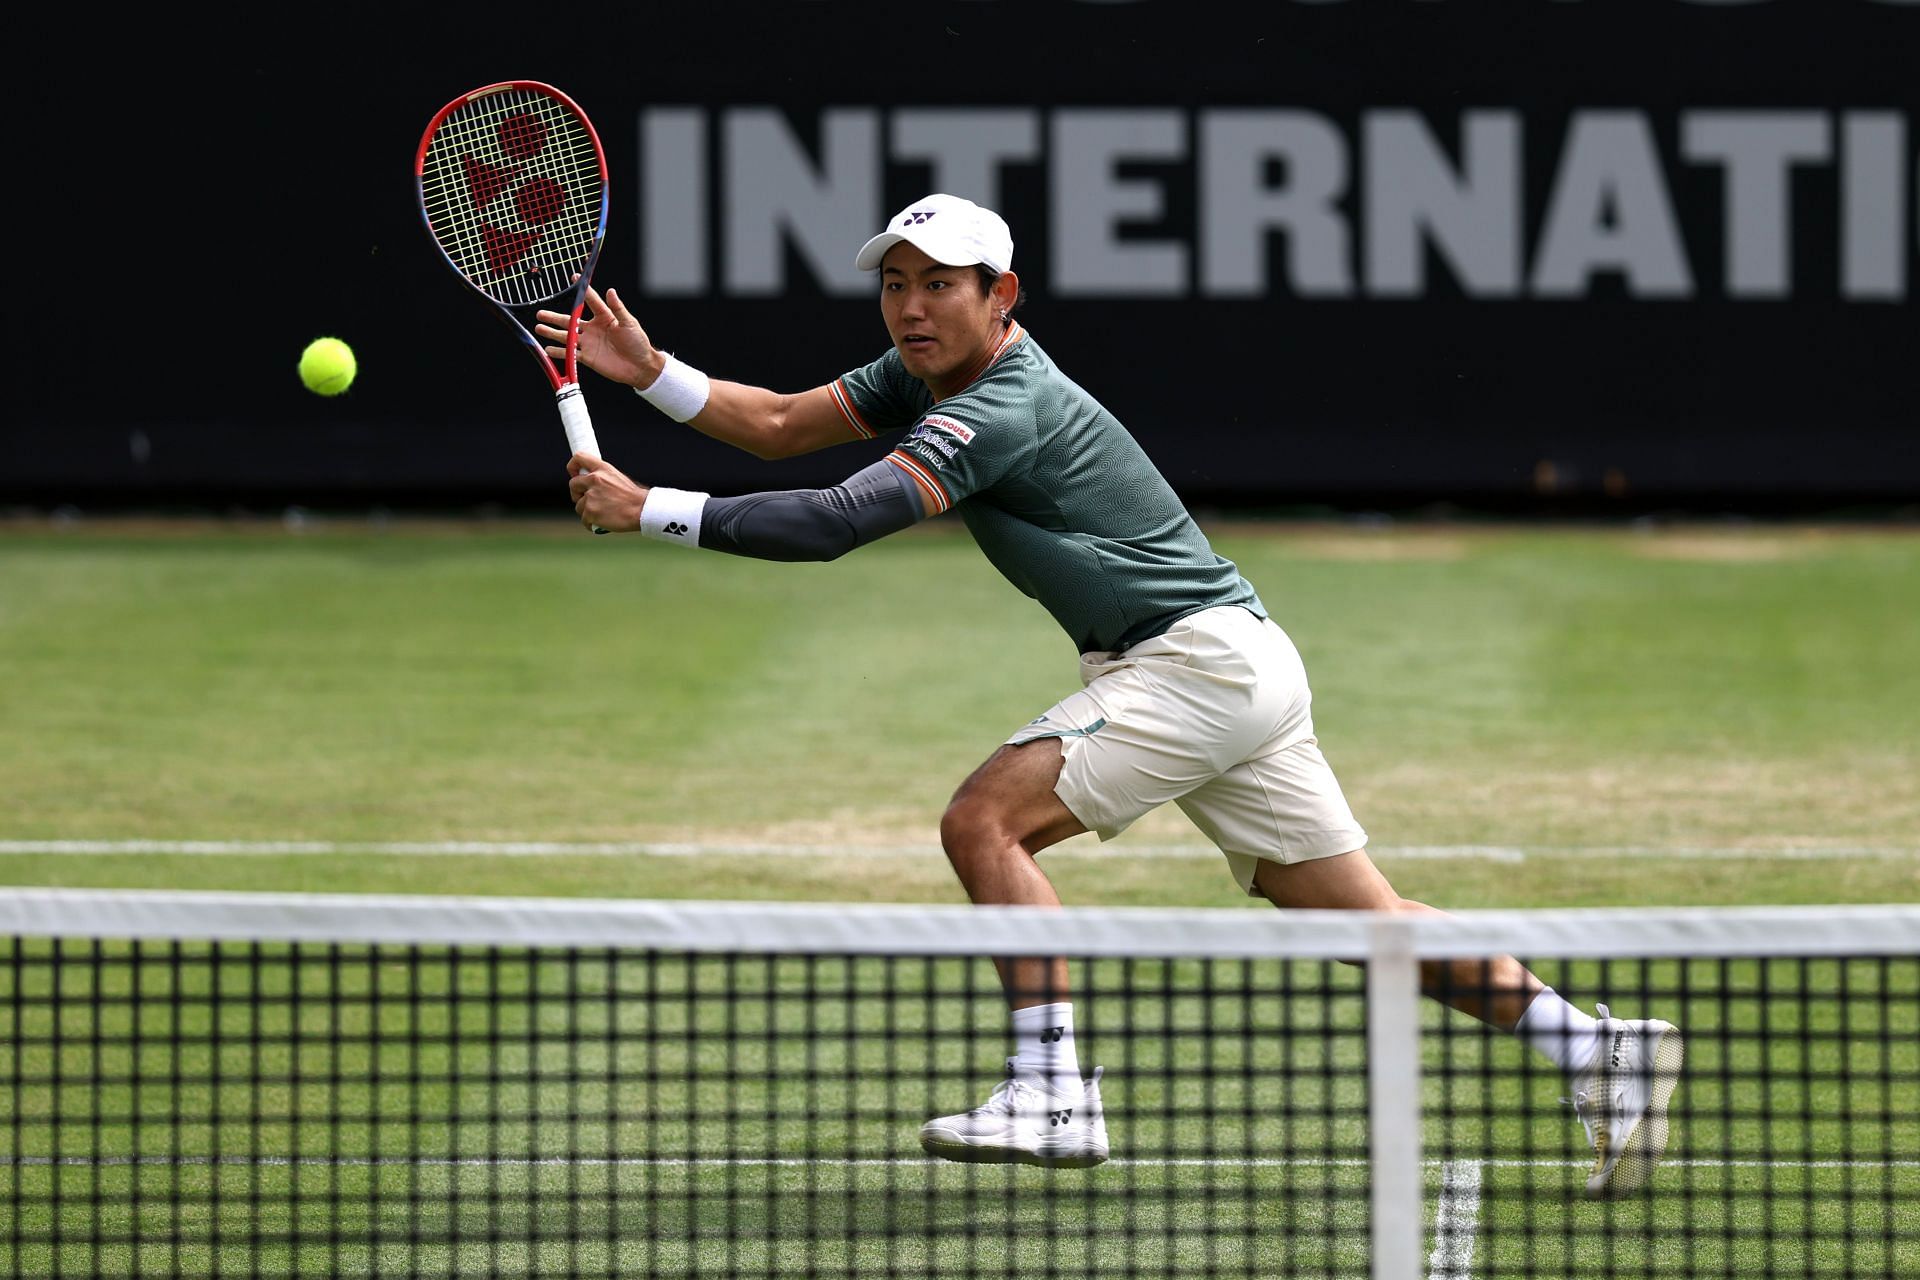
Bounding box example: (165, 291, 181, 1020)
(299, 337, 357, 397)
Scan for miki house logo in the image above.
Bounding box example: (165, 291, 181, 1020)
(923, 414, 975, 444)
(904, 210, 938, 225)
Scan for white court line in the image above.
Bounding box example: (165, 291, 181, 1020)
(1427, 1160, 1483, 1280)
(0, 840, 1910, 862)
(2, 1155, 1913, 1170)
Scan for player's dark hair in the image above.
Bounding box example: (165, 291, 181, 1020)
(975, 266, 1027, 324)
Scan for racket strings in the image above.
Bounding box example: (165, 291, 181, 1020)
(421, 87, 603, 307)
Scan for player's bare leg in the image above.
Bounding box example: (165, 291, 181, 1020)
(923, 739, 1108, 1168)
(1252, 850, 1682, 1196)
(1250, 849, 1542, 1027)
(939, 738, 1087, 1008)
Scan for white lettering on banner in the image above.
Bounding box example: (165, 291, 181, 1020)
(1201, 111, 1353, 297)
(1532, 113, 1692, 298)
(643, 109, 706, 295)
(1683, 113, 1831, 298)
(723, 109, 878, 296)
(1365, 111, 1522, 298)
(641, 107, 1912, 302)
(1052, 110, 1189, 296)
(893, 109, 1041, 212)
(1842, 114, 1908, 300)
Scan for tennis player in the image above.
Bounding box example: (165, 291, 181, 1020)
(537, 194, 1681, 1196)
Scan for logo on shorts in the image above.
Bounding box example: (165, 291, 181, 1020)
(922, 414, 975, 444)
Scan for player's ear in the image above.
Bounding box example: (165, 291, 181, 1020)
(992, 270, 1020, 319)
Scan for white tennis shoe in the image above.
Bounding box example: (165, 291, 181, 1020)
(1567, 1003, 1684, 1197)
(919, 1059, 1109, 1169)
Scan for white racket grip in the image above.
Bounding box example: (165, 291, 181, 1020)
(556, 385, 600, 459)
(556, 386, 608, 535)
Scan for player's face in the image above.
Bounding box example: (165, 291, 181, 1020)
(879, 243, 1002, 397)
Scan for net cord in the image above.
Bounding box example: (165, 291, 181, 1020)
(0, 887, 1913, 958)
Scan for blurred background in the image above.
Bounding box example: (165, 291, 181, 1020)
(4, 0, 1914, 521)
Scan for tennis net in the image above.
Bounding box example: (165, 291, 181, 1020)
(0, 889, 1914, 1278)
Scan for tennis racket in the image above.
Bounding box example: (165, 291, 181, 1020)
(415, 81, 610, 531)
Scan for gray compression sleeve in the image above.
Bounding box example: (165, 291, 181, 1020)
(698, 458, 924, 562)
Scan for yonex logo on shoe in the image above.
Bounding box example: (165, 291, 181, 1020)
(1039, 1026, 1064, 1043)
(1610, 1031, 1627, 1068)
(1049, 1109, 1073, 1126)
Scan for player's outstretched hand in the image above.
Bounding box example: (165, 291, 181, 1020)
(536, 282, 661, 389)
(567, 452, 649, 534)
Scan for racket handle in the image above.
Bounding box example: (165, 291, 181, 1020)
(556, 386, 609, 535)
(557, 384, 601, 458)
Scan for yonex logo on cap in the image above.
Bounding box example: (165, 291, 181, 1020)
(856, 194, 1013, 275)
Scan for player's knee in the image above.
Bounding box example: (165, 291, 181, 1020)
(939, 793, 998, 859)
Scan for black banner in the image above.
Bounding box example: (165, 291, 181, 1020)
(6, 1, 1915, 513)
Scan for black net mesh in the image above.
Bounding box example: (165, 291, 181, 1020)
(1, 927, 1913, 1278)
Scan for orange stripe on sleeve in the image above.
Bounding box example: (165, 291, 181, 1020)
(885, 451, 951, 515)
(830, 379, 875, 439)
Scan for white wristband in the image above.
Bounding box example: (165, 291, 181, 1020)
(634, 354, 711, 422)
(638, 486, 710, 547)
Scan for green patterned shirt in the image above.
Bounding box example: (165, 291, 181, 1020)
(832, 324, 1265, 653)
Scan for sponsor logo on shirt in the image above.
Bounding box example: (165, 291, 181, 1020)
(923, 414, 975, 444)
(906, 423, 959, 461)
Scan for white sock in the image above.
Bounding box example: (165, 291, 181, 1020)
(1011, 1002, 1083, 1100)
(1514, 988, 1601, 1074)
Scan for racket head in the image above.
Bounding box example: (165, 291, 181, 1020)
(415, 81, 609, 384)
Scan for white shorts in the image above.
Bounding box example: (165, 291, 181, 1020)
(1005, 605, 1368, 895)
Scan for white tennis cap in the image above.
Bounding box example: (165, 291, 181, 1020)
(854, 194, 1014, 275)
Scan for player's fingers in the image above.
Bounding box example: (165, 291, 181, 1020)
(605, 288, 634, 323)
